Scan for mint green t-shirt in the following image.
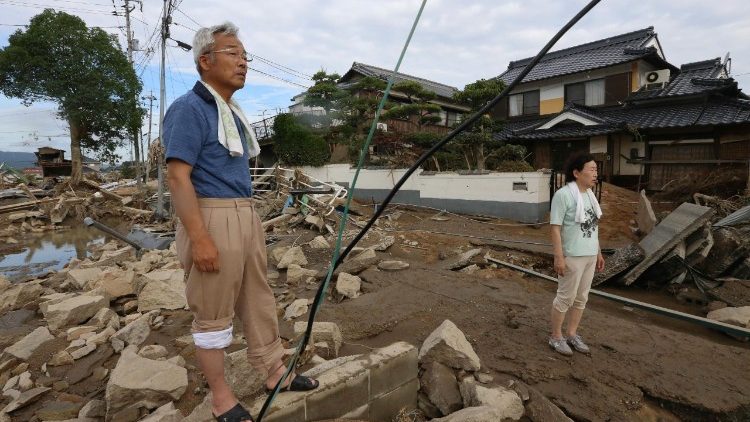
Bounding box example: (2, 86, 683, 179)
(550, 187, 600, 257)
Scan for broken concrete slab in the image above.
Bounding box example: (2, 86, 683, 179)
(1, 386, 50, 414)
(442, 249, 482, 270)
(284, 299, 309, 321)
(697, 227, 750, 278)
(0, 281, 43, 314)
(294, 322, 343, 358)
(642, 242, 686, 285)
(685, 225, 714, 267)
(43, 295, 108, 331)
(336, 272, 362, 299)
(421, 361, 463, 416)
(419, 320, 481, 371)
(277, 246, 308, 269)
(286, 264, 318, 285)
(137, 269, 187, 312)
(432, 405, 507, 421)
(459, 377, 524, 420)
(66, 268, 104, 290)
(378, 260, 410, 271)
(621, 203, 714, 285)
(336, 248, 379, 275)
(105, 346, 187, 419)
(4, 326, 54, 360)
(308, 235, 330, 249)
(706, 306, 750, 328)
(707, 279, 750, 307)
(592, 243, 644, 286)
(637, 190, 657, 234)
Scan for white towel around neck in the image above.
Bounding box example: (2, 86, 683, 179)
(567, 181, 602, 223)
(200, 81, 260, 158)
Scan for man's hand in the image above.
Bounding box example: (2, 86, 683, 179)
(191, 232, 220, 272)
(596, 252, 605, 273)
(554, 255, 567, 276)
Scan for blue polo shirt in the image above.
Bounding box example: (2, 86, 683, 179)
(163, 82, 252, 198)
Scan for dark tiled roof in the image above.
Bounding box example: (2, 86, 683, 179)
(627, 58, 734, 100)
(495, 97, 750, 141)
(495, 27, 660, 84)
(342, 62, 459, 99)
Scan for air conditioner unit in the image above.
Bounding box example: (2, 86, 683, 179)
(376, 122, 388, 132)
(644, 69, 670, 85)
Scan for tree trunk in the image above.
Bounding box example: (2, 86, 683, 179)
(69, 119, 83, 185)
(431, 156, 441, 172)
(464, 153, 472, 170)
(475, 143, 486, 171)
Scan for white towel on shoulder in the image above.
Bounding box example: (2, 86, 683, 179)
(566, 182, 602, 223)
(199, 81, 261, 158)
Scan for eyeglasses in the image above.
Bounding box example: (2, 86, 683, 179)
(210, 48, 252, 62)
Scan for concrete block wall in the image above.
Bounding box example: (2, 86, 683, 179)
(251, 341, 418, 422)
(301, 164, 551, 223)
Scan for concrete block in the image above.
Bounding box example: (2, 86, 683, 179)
(370, 378, 419, 422)
(340, 403, 370, 420)
(248, 391, 306, 422)
(369, 342, 418, 398)
(305, 370, 369, 421)
(592, 243, 644, 286)
(622, 203, 713, 285)
(637, 190, 657, 234)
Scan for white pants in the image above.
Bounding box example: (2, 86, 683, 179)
(553, 255, 597, 313)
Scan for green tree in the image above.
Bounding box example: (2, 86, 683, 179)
(273, 113, 329, 166)
(0, 9, 143, 184)
(383, 81, 442, 129)
(453, 78, 506, 171)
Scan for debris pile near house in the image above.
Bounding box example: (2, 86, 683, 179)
(596, 191, 750, 336)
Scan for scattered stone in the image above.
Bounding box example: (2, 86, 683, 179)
(95, 268, 136, 299)
(224, 349, 264, 398)
(269, 246, 291, 264)
(140, 401, 183, 421)
(88, 307, 120, 330)
(308, 235, 330, 249)
(284, 299, 309, 320)
(5, 326, 55, 360)
(91, 366, 109, 382)
(1, 386, 50, 413)
(66, 325, 98, 341)
(86, 326, 116, 346)
(43, 294, 108, 331)
(286, 264, 318, 284)
(17, 372, 32, 392)
(707, 306, 750, 328)
(71, 343, 97, 360)
(139, 345, 169, 360)
(378, 260, 410, 271)
(305, 214, 325, 231)
(432, 405, 506, 421)
(338, 248, 378, 274)
(0, 281, 43, 314)
(66, 268, 103, 290)
(105, 346, 188, 418)
(293, 322, 343, 358)
(475, 373, 494, 384)
(79, 399, 106, 418)
(277, 246, 308, 269)
(113, 312, 155, 347)
(731, 257, 750, 280)
(460, 264, 481, 275)
(111, 337, 125, 353)
(374, 235, 396, 251)
(443, 248, 482, 270)
(267, 271, 280, 280)
(35, 400, 81, 421)
(336, 272, 362, 299)
(166, 356, 186, 368)
(137, 269, 187, 312)
(460, 377, 524, 420)
(419, 391, 443, 419)
(49, 351, 75, 367)
(421, 361, 463, 416)
(419, 320, 481, 371)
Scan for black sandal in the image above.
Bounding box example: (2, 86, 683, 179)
(266, 374, 319, 394)
(214, 403, 254, 422)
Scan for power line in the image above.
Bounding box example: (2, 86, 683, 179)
(0, 0, 116, 14)
(251, 54, 313, 79)
(249, 67, 311, 89)
(174, 7, 201, 28)
(172, 20, 196, 32)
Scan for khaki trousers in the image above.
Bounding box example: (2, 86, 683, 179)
(552, 255, 597, 313)
(176, 198, 283, 376)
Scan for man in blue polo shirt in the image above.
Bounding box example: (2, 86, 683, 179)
(163, 22, 317, 422)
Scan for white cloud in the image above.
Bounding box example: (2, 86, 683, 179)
(1, 0, 749, 158)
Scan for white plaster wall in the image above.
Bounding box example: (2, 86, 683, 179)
(301, 165, 550, 205)
(616, 134, 645, 176)
(590, 136, 608, 154)
(509, 63, 633, 97)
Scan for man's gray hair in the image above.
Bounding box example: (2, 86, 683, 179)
(193, 22, 239, 73)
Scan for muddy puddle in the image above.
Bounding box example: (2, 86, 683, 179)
(0, 218, 128, 282)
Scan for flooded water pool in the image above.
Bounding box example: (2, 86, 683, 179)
(0, 218, 128, 282)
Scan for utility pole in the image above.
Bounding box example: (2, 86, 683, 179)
(142, 91, 157, 183)
(156, 0, 172, 218)
(123, 0, 142, 188)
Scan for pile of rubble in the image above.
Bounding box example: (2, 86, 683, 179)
(598, 192, 750, 336)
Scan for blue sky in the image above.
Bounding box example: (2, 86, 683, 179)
(1, 0, 749, 161)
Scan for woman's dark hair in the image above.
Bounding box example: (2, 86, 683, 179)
(564, 152, 596, 183)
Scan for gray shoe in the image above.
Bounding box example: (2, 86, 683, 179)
(566, 334, 591, 354)
(548, 337, 573, 356)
